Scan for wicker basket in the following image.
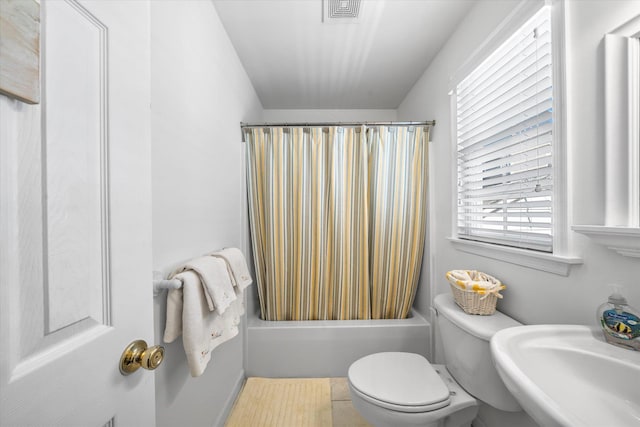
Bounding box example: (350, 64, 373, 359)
(448, 283, 498, 315)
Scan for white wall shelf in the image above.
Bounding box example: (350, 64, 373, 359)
(574, 17, 640, 260)
(572, 226, 640, 258)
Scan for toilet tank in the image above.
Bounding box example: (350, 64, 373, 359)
(433, 293, 522, 412)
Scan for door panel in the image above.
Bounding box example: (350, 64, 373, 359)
(0, 1, 155, 425)
(44, 0, 108, 334)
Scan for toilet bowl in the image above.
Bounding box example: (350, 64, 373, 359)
(347, 293, 522, 427)
(348, 353, 477, 427)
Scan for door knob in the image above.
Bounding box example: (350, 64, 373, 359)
(119, 340, 164, 375)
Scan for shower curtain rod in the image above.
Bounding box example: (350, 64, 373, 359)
(240, 120, 435, 129)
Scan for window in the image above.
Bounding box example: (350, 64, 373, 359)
(455, 7, 553, 253)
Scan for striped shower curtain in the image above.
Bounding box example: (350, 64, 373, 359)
(367, 126, 429, 319)
(245, 125, 428, 320)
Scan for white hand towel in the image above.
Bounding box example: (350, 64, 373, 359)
(172, 256, 236, 314)
(163, 271, 239, 377)
(222, 291, 244, 338)
(209, 247, 253, 291)
(163, 282, 184, 343)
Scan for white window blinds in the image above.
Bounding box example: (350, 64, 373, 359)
(456, 7, 553, 253)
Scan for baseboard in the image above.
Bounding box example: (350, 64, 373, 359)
(213, 369, 246, 427)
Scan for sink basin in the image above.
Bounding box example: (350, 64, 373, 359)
(491, 325, 640, 427)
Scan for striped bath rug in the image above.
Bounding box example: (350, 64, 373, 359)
(225, 377, 332, 427)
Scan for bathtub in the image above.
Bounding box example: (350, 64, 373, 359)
(245, 309, 431, 377)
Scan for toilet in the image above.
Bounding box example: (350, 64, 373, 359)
(348, 293, 523, 427)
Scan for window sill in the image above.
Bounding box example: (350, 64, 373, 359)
(572, 226, 640, 258)
(447, 237, 583, 276)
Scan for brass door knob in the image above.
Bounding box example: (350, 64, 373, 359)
(119, 340, 164, 375)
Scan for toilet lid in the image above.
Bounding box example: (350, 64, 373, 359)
(348, 352, 451, 411)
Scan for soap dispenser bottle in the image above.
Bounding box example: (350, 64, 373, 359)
(597, 284, 640, 351)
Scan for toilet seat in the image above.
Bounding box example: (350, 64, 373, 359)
(348, 352, 451, 413)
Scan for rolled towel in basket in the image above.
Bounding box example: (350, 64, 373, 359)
(446, 270, 505, 298)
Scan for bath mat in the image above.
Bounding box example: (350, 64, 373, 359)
(225, 377, 332, 427)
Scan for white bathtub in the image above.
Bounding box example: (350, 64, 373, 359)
(245, 309, 431, 377)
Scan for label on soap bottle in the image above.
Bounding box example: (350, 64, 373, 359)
(602, 309, 640, 340)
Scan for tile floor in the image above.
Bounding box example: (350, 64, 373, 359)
(330, 378, 372, 427)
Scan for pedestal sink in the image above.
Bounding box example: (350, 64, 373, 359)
(491, 325, 640, 427)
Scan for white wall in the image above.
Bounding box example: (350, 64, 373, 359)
(399, 0, 640, 334)
(150, 1, 262, 426)
(263, 108, 397, 123)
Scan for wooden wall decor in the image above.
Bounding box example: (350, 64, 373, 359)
(0, 0, 40, 104)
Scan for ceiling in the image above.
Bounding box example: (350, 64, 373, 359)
(213, 0, 475, 109)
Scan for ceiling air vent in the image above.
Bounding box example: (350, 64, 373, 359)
(322, 0, 361, 23)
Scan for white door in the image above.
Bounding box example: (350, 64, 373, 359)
(0, 1, 156, 425)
